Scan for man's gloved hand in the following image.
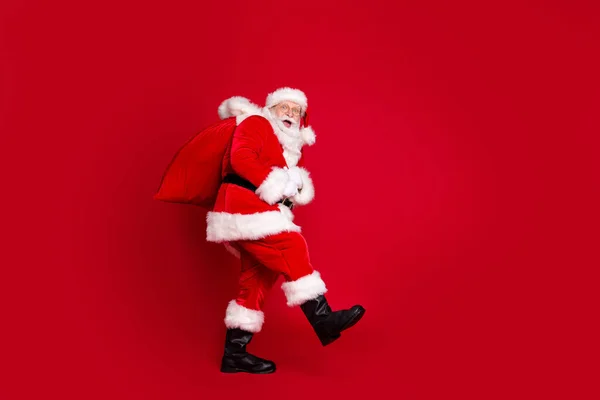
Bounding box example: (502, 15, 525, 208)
(286, 167, 303, 188)
(282, 179, 299, 198)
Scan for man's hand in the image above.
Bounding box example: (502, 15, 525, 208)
(282, 179, 299, 197)
(286, 167, 303, 188)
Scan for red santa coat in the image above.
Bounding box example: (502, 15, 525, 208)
(206, 97, 316, 243)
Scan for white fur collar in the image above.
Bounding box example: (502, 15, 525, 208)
(217, 96, 316, 149)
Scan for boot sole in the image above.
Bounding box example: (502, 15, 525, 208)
(220, 366, 276, 374)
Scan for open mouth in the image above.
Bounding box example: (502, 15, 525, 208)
(282, 119, 292, 128)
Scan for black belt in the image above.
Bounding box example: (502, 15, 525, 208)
(223, 174, 294, 210)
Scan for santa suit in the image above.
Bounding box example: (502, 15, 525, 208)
(206, 94, 328, 333)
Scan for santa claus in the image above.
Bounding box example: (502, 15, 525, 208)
(207, 87, 365, 374)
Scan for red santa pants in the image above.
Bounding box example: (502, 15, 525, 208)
(223, 231, 328, 333)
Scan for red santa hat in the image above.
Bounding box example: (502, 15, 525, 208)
(265, 87, 308, 111)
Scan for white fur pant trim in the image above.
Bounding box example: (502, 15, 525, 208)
(281, 271, 328, 307)
(224, 300, 265, 333)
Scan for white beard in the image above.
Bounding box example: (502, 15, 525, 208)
(261, 107, 304, 167)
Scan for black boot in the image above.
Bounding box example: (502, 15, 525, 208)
(300, 295, 365, 346)
(220, 328, 276, 374)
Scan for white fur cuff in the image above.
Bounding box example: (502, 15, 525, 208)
(281, 271, 328, 307)
(224, 300, 265, 333)
(255, 167, 289, 205)
(291, 167, 315, 205)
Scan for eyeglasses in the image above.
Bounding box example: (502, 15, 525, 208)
(274, 103, 302, 116)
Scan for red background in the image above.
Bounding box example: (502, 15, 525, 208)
(2, 0, 599, 399)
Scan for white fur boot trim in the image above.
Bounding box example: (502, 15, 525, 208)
(281, 271, 328, 307)
(224, 300, 264, 333)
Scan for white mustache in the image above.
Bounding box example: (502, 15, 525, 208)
(279, 116, 297, 125)
(267, 108, 299, 130)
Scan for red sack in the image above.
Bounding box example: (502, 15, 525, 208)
(154, 117, 237, 209)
